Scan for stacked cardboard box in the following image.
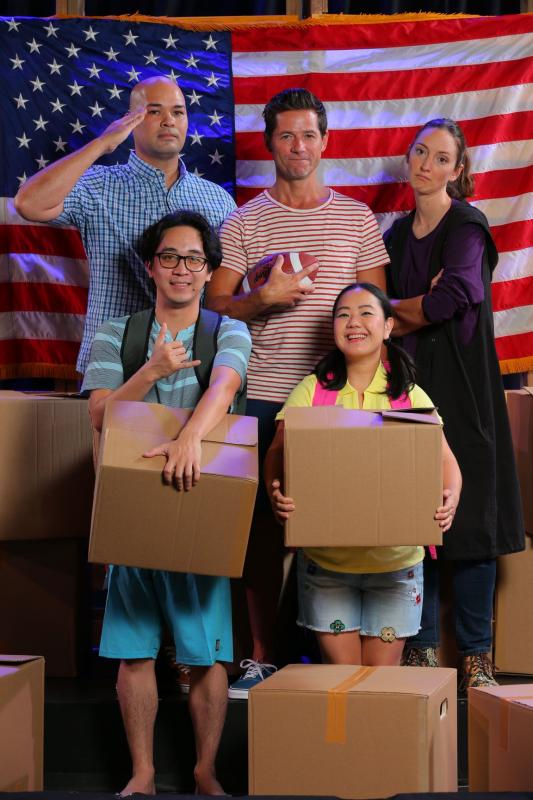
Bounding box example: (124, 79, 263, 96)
(0, 392, 94, 675)
(0, 655, 44, 791)
(249, 664, 457, 799)
(89, 401, 258, 577)
(284, 406, 443, 547)
(469, 683, 533, 791)
(494, 388, 533, 676)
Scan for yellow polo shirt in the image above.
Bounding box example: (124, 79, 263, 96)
(276, 364, 435, 573)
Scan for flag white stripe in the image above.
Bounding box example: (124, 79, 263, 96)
(236, 84, 532, 132)
(232, 33, 533, 77)
(0, 311, 84, 341)
(236, 140, 532, 188)
(494, 305, 533, 338)
(472, 194, 533, 228)
(493, 248, 533, 283)
(0, 252, 89, 287)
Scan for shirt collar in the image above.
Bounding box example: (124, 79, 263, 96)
(340, 362, 388, 397)
(127, 150, 186, 184)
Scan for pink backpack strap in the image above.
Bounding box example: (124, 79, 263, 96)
(312, 376, 338, 406)
(382, 361, 412, 410)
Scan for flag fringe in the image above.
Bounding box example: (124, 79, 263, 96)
(52, 12, 479, 32)
(499, 356, 533, 375)
(0, 364, 82, 381)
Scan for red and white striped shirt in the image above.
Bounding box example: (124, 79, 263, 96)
(219, 188, 389, 402)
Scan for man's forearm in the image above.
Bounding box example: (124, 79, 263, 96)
(89, 362, 160, 431)
(15, 137, 106, 222)
(390, 295, 429, 336)
(181, 373, 239, 441)
(205, 286, 273, 323)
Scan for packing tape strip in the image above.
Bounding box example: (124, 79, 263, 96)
(326, 666, 376, 744)
(499, 692, 533, 751)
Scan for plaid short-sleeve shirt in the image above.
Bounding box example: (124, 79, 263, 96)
(55, 152, 236, 373)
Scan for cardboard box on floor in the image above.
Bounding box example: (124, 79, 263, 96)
(0, 655, 44, 791)
(494, 533, 533, 676)
(469, 683, 533, 791)
(0, 391, 94, 540)
(505, 387, 533, 534)
(284, 406, 442, 547)
(0, 539, 87, 677)
(89, 401, 258, 576)
(248, 664, 457, 799)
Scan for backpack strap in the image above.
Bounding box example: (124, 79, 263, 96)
(192, 308, 222, 392)
(312, 365, 413, 409)
(120, 307, 155, 383)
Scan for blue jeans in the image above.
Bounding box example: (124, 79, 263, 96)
(407, 553, 497, 656)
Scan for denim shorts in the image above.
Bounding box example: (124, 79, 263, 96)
(99, 565, 233, 665)
(297, 551, 423, 640)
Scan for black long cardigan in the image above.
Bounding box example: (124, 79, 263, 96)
(385, 201, 524, 560)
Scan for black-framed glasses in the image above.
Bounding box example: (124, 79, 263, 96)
(155, 251, 208, 272)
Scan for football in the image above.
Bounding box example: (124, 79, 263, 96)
(241, 252, 319, 294)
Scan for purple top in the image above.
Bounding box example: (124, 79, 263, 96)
(397, 201, 486, 355)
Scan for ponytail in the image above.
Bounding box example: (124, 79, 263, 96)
(384, 337, 416, 400)
(314, 347, 346, 390)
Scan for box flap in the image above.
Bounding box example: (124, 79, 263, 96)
(382, 408, 441, 425)
(0, 655, 43, 665)
(285, 406, 441, 431)
(104, 401, 258, 446)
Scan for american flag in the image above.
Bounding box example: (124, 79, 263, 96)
(1, 13, 532, 379)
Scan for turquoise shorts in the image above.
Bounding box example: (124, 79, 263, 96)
(99, 565, 233, 665)
(297, 551, 423, 640)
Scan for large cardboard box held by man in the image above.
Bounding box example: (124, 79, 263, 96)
(284, 406, 442, 547)
(469, 683, 533, 791)
(248, 664, 457, 799)
(0, 655, 44, 791)
(494, 533, 533, 676)
(89, 401, 258, 577)
(0, 392, 94, 540)
(506, 387, 533, 534)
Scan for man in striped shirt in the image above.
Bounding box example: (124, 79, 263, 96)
(205, 88, 389, 697)
(82, 211, 251, 796)
(14, 76, 236, 374)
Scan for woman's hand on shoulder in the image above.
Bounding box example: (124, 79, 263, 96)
(434, 488, 460, 533)
(269, 479, 295, 525)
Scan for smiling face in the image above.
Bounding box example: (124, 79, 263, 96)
(147, 224, 211, 311)
(268, 109, 328, 182)
(131, 77, 188, 164)
(407, 127, 463, 197)
(333, 287, 394, 362)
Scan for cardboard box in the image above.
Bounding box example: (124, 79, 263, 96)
(0, 539, 87, 677)
(0, 655, 44, 791)
(0, 391, 94, 540)
(469, 683, 533, 791)
(248, 663, 457, 799)
(284, 406, 442, 547)
(494, 533, 533, 676)
(89, 401, 258, 576)
(506, 387, 533, 534)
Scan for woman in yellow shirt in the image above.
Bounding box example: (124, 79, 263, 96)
(264, 282, 461, 666)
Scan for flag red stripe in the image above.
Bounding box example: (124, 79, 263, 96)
(495, 330, 533, 362)
(0, 338, 81, 365)
(236, 112, 533, 160)
(492, 275, 533, 313)
(234, 59, 533, 105)
(0, 224, 86, 259)
(0, 283, 88, 314)
(491, 220, 533, 254)
(232, 16, 533, 53)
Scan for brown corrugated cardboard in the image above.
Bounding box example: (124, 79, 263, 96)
(0, 655, 44, 791)
(506, 388, 533, 534)
(468, 683, 533, 791)
(89, 401, 258, 576)
(0, 539, 87, 677)
(249, 663, 457, 799)
(284, 406, 443, 547)
(494, 533, 533, 676)
(0, 392, 94, 540)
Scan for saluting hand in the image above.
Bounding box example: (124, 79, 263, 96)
(98, 107, 147, 154)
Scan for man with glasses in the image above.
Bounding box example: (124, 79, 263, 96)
(82, 211, 251, 796)
(14, 75, 236, 376)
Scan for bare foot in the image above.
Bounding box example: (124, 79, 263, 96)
(194, 768, 228, 796)
(118, 771, 156, 797)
